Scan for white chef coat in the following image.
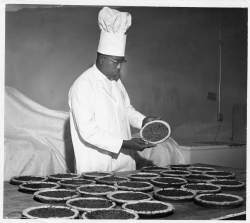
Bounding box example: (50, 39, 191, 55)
(68, 64, 145, 173)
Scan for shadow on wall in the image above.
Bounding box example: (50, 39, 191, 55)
(63, 117, 76, 173)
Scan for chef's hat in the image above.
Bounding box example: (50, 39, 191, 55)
(97, 7, 132, 57)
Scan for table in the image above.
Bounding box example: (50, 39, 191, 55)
(3, 163, 246, 220)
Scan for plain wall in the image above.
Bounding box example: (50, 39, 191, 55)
(5, 6, 248, 142)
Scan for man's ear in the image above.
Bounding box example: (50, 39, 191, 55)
(99, 55, 104, 64)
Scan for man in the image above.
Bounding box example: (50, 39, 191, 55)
(68, 7, 160, 173)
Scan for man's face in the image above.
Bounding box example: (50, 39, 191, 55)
(102, 55, 126, 81)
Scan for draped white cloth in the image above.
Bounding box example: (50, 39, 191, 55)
(4, 86, 185, 181)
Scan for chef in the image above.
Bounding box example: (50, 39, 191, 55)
(68, 7, 160, 173)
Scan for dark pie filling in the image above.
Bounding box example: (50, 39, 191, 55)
(126, 202, 167, 211)
(61, 179, 93, 185)
(184, 185, 218, 190)
(200, 194, 239, 202)
(206, 171, 233, 176)
(142, 122, 169, 142)
(118, 182, 150, 188)
(162, 171, 189, 175)
(211, 180, 242, 186)
(131, 174, 157, 178)
(22, 183, 56, 189)
(189, 168, 213, 171)
(28, 208, 75, 218)
(39, 191, 77, 198)
(85, 210, 135, 219)
(50, 174, 78, 178)
(112, 193, 149, 200)
(186, 175, 214, 180)
(79, 186, 114, 193)
(157, 189, 193, 197)
(84, 172, 110, 176)
(69, 199, 112, 208)
(98, 177, 126, 182)
(154, 178, 184, 183)
(15, 176, 45, 181)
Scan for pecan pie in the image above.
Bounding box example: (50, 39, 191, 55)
(22, 205, 79, 219)
(47, 173, 81, 182)
(140, 120, 171, 144)
(19, 181, 60, 193)
(107, 191, 152, 204)
(115, 181, 154, 192)
(181, 183, 221, 194)
(10, 175, 48, 185)
(34, 189, 79, 203)
(151, 177, 187, 188)
(76, 184, 117, 198)
(122, 200, 174, 218)
(66, 197, 116, 212)
(82, 208, 139, 219)
(58, 178, 95, 189)
(153, 188, 196, 202)
(194, 193, 244, 208)
(208, 179, 245, 190)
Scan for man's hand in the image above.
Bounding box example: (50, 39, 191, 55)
(142, 116, 161, 127)
(122, 138, 156, 151)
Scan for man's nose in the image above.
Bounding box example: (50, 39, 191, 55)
(117, 63, 122, 70)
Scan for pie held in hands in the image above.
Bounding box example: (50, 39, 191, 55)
(10, 175, 48, 185)
(140, 120, 171, 144)
(19, 181, 60, 193)
(194, 193, 244, 208)
(82, 209, 139, 220)
(115, 181, 154, 192)
(34, 189, 79, 203)
(153, 188, 196, 202)
(22, 205, 79, 219)
(107, 191, 152, 204)
(122, 200, 174, 218)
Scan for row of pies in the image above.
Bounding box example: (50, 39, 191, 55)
(9, 164, 245, 219)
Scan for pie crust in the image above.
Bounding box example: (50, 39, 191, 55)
(185, 174, 216, 183)
(127, 172, 159, 182)
(10, 175, 48, 185)
(19, 181, 60, 193)
(122, 200, 174, 218)
(22, 205, 79, 219)
(153, 188, 197, 202)
(34, 189, 79, 203)
(203, 171, 236, 179)
(140, 120, 171, 144)
(82, 208, 139, 219)
(115, 181, 154, 192)
(58, 178, 95, 189)
(107, 191, 152, 204)
(151, 177, 187, 188)
(95, 176, 130, 185)
(76, 184, 117, 197)
(187, 166, 215, 174)
(168, 164, 192, 170)
(160, 170, 192, 178)
(181, 183, 221, 194)
(194, 193, 244, 208)
(47, 173, 81, 182)
(81, 171, 113, 180)
(208, 179, 245, 190)
(141, 166, 170, 173)
(66, 197, 116, 212)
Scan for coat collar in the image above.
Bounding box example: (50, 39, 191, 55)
(92, 63, 108, 81)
